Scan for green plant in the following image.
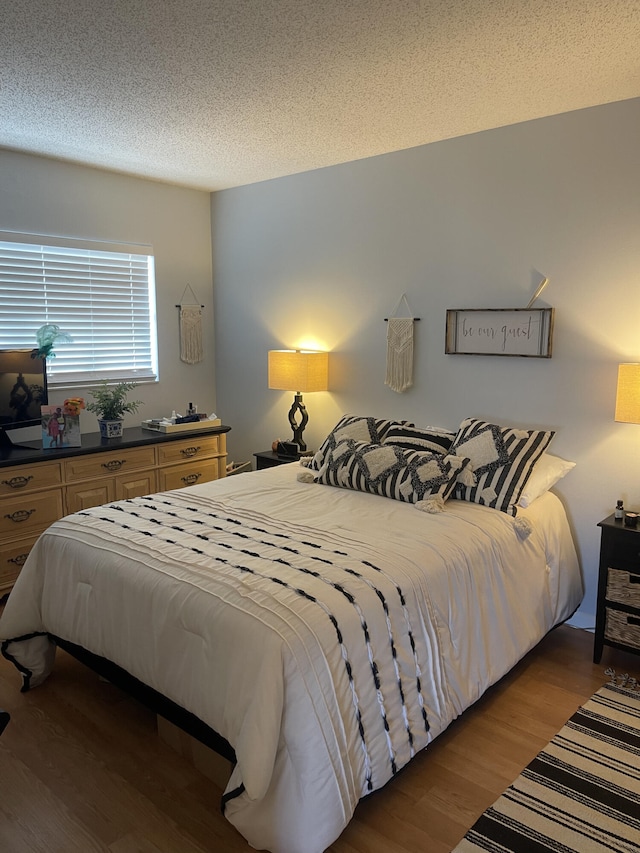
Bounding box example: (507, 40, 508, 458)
(86, 380, 142, 421)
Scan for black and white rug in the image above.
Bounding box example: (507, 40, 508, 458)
(452, 679, 640, 852)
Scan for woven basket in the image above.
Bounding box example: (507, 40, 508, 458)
(605, 608, 640, 650)
(607, 567, 640, 607)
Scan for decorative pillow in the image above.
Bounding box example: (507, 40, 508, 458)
(450, 418, 555, 516)
(315, 437, 470, 506)
(383, 424, 455, 455)
(518, 453, 576, 508)
(310, 414, 412, 471)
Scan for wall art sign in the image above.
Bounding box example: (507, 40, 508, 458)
(445, 308, 554, 358)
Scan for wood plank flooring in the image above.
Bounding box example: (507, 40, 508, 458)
(1, 623, 638, 853)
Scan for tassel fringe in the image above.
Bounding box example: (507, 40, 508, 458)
(457, 465, 476, 488)
(605, 668, 640, 692)
(513, 517, 533, 540)
(415, 495, 445, 513)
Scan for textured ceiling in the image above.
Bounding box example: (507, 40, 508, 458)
(1, 0, 639, 191)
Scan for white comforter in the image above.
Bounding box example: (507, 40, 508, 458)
(0, 463, 583, 853)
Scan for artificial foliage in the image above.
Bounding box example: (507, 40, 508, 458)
(86, 380, 142, 421)
(31, 324, 72, 359)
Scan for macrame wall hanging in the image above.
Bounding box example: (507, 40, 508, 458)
(176, 284, 204, 364)
(384, 294, 420, 393)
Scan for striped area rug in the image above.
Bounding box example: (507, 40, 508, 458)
(452, 681, 640, 852)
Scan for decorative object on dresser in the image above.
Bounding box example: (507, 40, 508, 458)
(31, 323, 72, 360)
(0, 423, 230, 596)
(86, 380, 142, 439)
(41, 396, 84, 448)
(594, 514, 640, 663)
(0, 349, 48, 449)
(267, 348, 329, 451)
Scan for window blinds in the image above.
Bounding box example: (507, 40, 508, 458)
(0, 233, 158, 388)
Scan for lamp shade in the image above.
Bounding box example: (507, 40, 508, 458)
(615, 363, 640, 424)
(268, 350, 329, 392)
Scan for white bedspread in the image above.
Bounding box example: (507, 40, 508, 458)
(0, 463, 583, 853)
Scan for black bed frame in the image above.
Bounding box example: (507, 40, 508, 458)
(53, 636, 237, 764)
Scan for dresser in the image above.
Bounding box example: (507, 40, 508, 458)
(0, 424, 230, 595)
(593, 514, 640, 663)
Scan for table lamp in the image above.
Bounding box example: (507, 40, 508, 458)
(615, 363, 640, 424)
(268, 349, 329, 451)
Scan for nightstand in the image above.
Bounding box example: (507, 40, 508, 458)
(254, 450, 298, 470)
(593, 514, 640, 663)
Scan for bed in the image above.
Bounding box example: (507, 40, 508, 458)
(0, 416, 583, 853)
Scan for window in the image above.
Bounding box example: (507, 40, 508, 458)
(0, 231, 158, 389)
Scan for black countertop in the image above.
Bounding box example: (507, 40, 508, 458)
(0, 424, 232, 469)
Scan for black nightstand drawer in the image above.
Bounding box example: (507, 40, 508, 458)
(608, 537, 640, 571)
(254, 450, 298, 470)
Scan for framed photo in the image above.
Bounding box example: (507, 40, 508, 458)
(445, 308, 554, 358)
(41, 402, 82, 448)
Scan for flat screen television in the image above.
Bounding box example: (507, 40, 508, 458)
(0, 349, 48, 448)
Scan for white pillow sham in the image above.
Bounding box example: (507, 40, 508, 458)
(518, 453, 576, 507)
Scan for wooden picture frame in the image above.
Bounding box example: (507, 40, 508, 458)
(445, 308, 554, 358)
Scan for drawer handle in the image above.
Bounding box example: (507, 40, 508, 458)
(180, 446, 201, 458)
(181, 473, 202, 486)
(101, 459, 126, 472)
(1, 475, 34, 489)
(4, 509, 36, 523)
(8, 553, 29, 566)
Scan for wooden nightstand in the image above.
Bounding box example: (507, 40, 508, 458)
(253, 450, 298, 470)
(593, 514, 640, 663)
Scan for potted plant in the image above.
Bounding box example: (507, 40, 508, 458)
(86, 380, 142, 439)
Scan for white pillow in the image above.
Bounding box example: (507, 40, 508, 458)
(518, 453, 576, 507)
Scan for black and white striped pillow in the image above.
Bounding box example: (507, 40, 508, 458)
(383, 424, 455, 455)
(310, 414, 412, 471)
(450, 418, 554, 516)
(316, 437, 469, 504)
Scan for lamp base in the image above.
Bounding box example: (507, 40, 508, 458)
(287, 392, 308, 451)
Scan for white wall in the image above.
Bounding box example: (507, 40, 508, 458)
(212, 97, 640, 630)
(0, 149, 216, 430)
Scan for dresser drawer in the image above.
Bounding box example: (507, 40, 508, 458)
(158, 459, 218, 491)
(604, 608, 640, 651)
(0, 461, 62, 496)
(0, 489, 64, 536)
(0, 533, 41, 591)
(157, 436, 221, 465)
(65, 480, 115, 513)
(64, 446, 156, 481)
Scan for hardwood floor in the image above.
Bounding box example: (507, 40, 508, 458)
(1, 623, 638, 853)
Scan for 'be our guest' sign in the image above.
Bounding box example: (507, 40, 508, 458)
(445, 308, 554, 357)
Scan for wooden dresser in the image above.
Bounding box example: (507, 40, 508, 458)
(0, 424, 230, 595)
